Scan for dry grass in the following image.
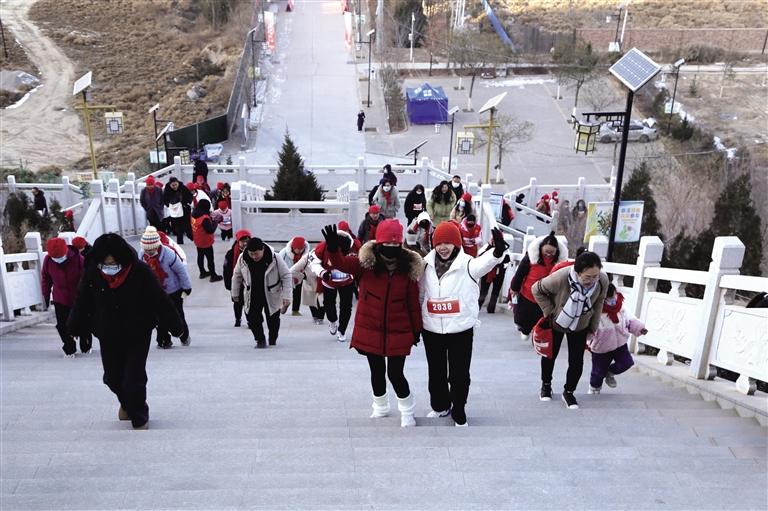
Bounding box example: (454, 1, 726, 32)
(498, 0, 767, 31)
(0, 32, 39, 108)
(28, 0, 251, 175)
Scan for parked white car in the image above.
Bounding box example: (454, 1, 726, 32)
(599, 120, 658, 143)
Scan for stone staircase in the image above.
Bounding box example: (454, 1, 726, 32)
(1, 243, 766, 510)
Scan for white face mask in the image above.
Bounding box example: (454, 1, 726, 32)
(416, 190, 423, 195)
(52, 255, 67, 264)
(99, 264, 122, 276)
(458, 200, 465, 208)
(451, 181, 460, 188)
(383, 185, 392, 192)
(605, 297, 617, 307)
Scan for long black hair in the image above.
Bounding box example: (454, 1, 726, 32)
(86, 233, 138, 273)
(537, 231, 560, 264)
(431, 180, 453, 204)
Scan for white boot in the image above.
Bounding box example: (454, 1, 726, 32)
(397, 394, 416, 427)
(370, 393, 390, 418)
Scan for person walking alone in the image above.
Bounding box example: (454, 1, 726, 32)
(140, 176, 164, 229)
(420, 222, 508, 426)
(357, 110, 366, 131)
(68, 233, 183, 429)
(231, 238, 293, 348)
(42, 237, 91, 357)
(163, 178, 193, 244)
(139, 226, 192, 349)
(321, 220, 423, 427)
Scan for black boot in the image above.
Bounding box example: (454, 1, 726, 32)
(209, 273, 223, 283)
(477, 294, 486, 309)
(487, 293, 499, 314)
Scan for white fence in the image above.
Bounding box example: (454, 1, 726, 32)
(0, 233, 47, 322)
(5, 175, 86, 210)
(507, 176, 614, 211)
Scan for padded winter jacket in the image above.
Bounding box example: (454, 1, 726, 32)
(427, 191, 456, 226)
(328, 242, 423, 356)
(510, 235, 568, 303)
(231, 245, 293, 316)
(532, 267, 609, 334)
(587, 309, 645, 354)
(41, 247, 84, 307)
(138, 245, 191, 295)
(372, 185, 401, 219)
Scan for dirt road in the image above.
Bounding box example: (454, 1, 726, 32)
(0, 0, 87, 170)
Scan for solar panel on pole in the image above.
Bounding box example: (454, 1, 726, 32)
(609, 48, 661, 92)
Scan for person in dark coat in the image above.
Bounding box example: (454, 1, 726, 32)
(357, 205, 383, 243)
(450, 175, 464, 202)
(322, 220, 423, 427)
(192, 156, 209, 183)
(42, 237, 91, 356)
(140, 175, 165, 229)
(357, 110, 366, 132)
(31, 187, 48, 216)
(403, 184, 427, 225)
(382, 164, 398, 186)
(162, 178, 194, 244)
(223, 229, 252, 327)
(67, 233, 183, 429)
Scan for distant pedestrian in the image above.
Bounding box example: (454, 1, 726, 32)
(405, 211, 433, 256)
(458, 214, 482, 257)
(42, 237, 91, 356)
(509, 232, 568, 340)
(404, 184, 427, 225)
(532, 251, 609, 409)
(163, 178, 194, 244)
(190, 199, 223, 282)
(321, 220, 423, 427)
(60, 210, 76, 232)
(289, 246, 325, 325)
(427, 181, 456, 226)
(535, 194, 552, 216)
(279, 236, 311, 316)
(231, 238, 293, 349)
(382, 164, 398, 186)
(420, 222, 508, 426)
(68, 233, 183, 429)
(587, 284, 647, 395)
(477, 239, 510, 314)
(223, 230, 251, 327)
(139, 226, 192, 349)
(140, 176, 164, 229)
(193, 156, 209, 183)
(501, 198, 514, 226)
(357, 110, 366, 131)
(357, 204, 383, 243)
(450, 175, 464, 201)
(31, 187, 48, 216)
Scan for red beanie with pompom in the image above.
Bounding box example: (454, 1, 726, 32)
(46, 237, 68, 258)
(290, 237, 306, 250)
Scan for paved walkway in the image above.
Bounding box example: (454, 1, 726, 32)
(1, 243, 766, 510)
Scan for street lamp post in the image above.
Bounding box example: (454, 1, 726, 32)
(447, 106, 460, 173)
(667, 58, 685, 136)
(366, 29, 375, 107)
(606, 90, 634, 261)
(149, 104, 161, 171)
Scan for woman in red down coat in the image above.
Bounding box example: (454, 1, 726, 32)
(322, 219, 423, 428)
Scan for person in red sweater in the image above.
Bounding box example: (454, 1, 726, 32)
(42, 237, 91, 356)
(509, 232, 568, 340)
(190, 199, 223, 282)
(321, 219, 423, 427)
(459, 214, 482, 257)
(551, 246, 587, 273)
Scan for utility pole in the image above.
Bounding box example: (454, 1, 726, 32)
(409, 12, 415, 63)
(606, 90, 634, 261)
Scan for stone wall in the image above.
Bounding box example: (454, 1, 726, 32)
(578, 28, 768, 54)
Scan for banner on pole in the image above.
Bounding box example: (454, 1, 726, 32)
(584, 201, 644, 244)
(489, 193, 504, 221)
(265, 12, 276, 52)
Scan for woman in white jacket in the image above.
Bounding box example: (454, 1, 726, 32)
(278, 237, 311, 316)
(420, 221, 507, 426)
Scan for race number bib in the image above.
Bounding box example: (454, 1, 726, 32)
(427, 298, 461, 317)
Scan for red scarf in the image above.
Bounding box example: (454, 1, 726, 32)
(100, 264, 133, 289)
(232, 241, 243, 268)
(603, 292, 624, 324)
(383, 190, 392, 206)
(143, 252, 168, 286)
(292, 251, 302, 264)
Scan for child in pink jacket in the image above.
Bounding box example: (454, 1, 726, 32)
(587, 284, 648, 394)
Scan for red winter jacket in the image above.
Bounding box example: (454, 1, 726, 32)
(510, 236, 568, 303)
(41, 247, 84, 307)
(328, 242, 423, 357)
(310, 236, 361, 290)
(459, 219, 482, 257)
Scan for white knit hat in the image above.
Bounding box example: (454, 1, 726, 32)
(140, 226, 162, 251)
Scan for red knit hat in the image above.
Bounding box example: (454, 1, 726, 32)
(375, 219, 403, 244)
(185, 182, 196, 191)
(155, 181, 163, 188)
(432, 222, 462, 248)
(235, 229, 252, 241)
(63, 210, 73, 219)
(338, 221, 352, 235)
(217, 200, 228, 210)
(368, 205, 381, 214)
(72, 236, 88, 250)
(461, 192, 472, 202)
(146, 175, 155, 187)
(290, 237, 306, 250)
(216, 182, 225, 190)
(46, 237, 67, 258)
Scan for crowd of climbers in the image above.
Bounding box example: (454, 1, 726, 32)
(42, 167, 649, 430)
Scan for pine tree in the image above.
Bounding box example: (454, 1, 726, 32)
(268, 132, 324, 202)
(613, 163, 663, 264)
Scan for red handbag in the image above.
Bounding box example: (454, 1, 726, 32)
(532, 317, 554, 359)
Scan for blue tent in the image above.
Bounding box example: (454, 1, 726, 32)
(406, 83, 449, 124)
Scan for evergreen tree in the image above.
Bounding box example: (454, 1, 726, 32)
(613, 163, 663, 264)
(268, 132, 324, 202)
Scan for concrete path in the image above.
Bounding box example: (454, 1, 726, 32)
(1, 242, 766, 510)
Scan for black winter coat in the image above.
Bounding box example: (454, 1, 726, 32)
(68, 262, 182, 340)
(403, 192, 427, 223)
(163, 184, 193, 211)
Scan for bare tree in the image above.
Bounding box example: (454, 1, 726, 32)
(552, 42, 599, 117)
(474, 113, 535, 173)
(583, 80, 621, 112)
(449, 30, 512, 110)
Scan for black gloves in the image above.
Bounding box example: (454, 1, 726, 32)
(413, 332, 422, 346)
(491, 228, 508, 257)
(183, 289, 192, 296)
(321, 271, 332, 283)
(321, 224, 339, 253)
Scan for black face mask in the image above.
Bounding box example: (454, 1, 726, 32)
(379, 245, 401, 259)
(419, 221, 430, 229)
(466, 223, 475, 230)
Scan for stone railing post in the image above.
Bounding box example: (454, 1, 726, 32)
(61, 176, 73, 207)
(174, 155, 182, 181)
(348, 183, 360, 229)
(231, 182, 243, 233)
(420, 157, 430, 187)
(108, 178, 123, 236)
(125, 180, 139, 235)
(0, 236, 14, 321)
(7, 175, 17, 193)
(91, 180, 106, 233)
(126, 172, 136, 182)
(239, 156, 247, 182)
(527, 177, 537, 208)
(588, 235, 609, 259)
(357, 156, 367, 192)
(690, 236, 745, 380)
(577, 177, 586, 201)
(24, 232, 44, 311)
(629, 236, 664, 353)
